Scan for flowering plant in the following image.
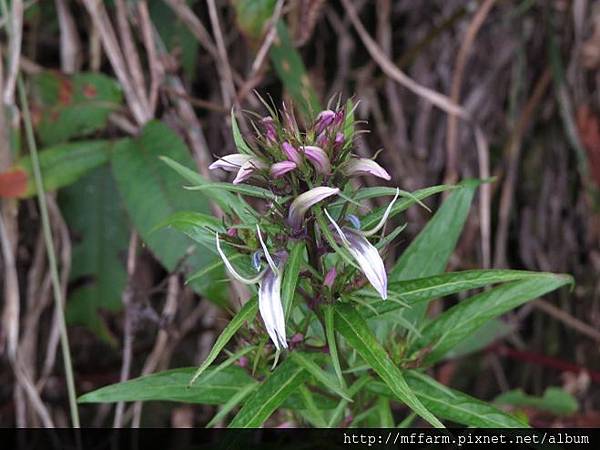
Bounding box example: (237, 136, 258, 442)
(79, 99, 572, 429)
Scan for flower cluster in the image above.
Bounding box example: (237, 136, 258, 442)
(210, 101, 398, 350)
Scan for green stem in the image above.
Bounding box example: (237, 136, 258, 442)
(17, 77, 81, 428)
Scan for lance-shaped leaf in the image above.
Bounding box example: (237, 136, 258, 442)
(288, 186, 339, 229)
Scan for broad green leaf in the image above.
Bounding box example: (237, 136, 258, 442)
(206, 382, 258, 428)
(334, 304, 444, 428)
(61, 166, 128, 343)
(229, 357, 309, 427)
(283, 241, 305, 320)
(368, 371, 529, 428)
(190, 298, 258, 385)
(4, 140, 113, 198)
(31, 72, 122, 146)
(297, 385, 327, 427)
(355, 270, 550, 318)
(494, 387, 578, 416)
(289, 352, 351, 401)
(78, 366, 256, 405)
(111, 121, 225, 302)
(413, 274, 573, 364)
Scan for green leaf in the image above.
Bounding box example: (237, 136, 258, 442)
(78, 366, 256, 405)
(185, 182, 276, 200)
(413, 274, 573, 364)
(388, 180, 481, 325)
(154, 211, 225, 251)
(160, 155, 254, 223)
(61, 165, 128, 343)
(289, 352, 351, 401)
(494, 387, 578, 416)
(31, 71, 122, 146)
(11, 140, 113, 197)
(324, 305, 346, 389)
(368, 371, 529, 428)
(355, 270, 550, 318)
(206, 382, 258, 428)
(229, 357, 309, 427)
(111, 121, 225, 302)
(283, 241, 305, 320)
(231, 108, 254, 154)
(334, 304, 444, 428)
(232, 0, 276, 39)
(190, 298, 258, 385)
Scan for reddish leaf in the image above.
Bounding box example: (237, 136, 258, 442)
(0, 169, 28, 198)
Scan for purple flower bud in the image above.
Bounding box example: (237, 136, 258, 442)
(324, 267, 337, 288)
(226, 227, 238, 237)
(333, 109, 345, 127)
(282, 141, 301, 165)
(341, 158, 391, 181)
(270, 161, 297, 178)
(333, 132, 345, 151)
(288, 186, 339, 229)
(302, 145, 331, 175)
(316, 132, 329, 148)
(261, 116, 277, 144)
(314, 109, 336, 134)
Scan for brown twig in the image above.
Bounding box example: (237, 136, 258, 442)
(444, 0, 497, 185)
(54, 0, 81, 73)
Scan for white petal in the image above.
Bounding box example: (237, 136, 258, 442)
(209, 154, 253, 172)
(258, 267, 288, 350)
(215, 232, 264, 284)
(288, 186, 339, 229)
(256, 225, 278, 274)
(324, 211, 387, 299)
(360, 188, 400, 237)
(232, 158, 267, 184)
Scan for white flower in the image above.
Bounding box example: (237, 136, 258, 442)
(288, 186, 339, 230)
(215, 226, 288, 350)
(209, 153, 267, 185)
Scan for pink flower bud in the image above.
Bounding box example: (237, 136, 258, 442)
(333, 132, 344, 151)
(282, 141, 301, 165)
(261, 117, 277, 144)
(301, 145, 331, 175)
(314, 109, 336, 134)
(226, 227, 238, 237)
(270, 161, 297, 178)
(316, 132, 329, 148)
(324, 267, 337, 288)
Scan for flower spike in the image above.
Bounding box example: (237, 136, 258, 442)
(288, 186, 339, 229)
(324, 209, 388, 299)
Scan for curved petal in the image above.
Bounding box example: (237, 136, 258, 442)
(342, 158, 391, 181)
(232, 158, 267, 184)
(288, 186, 339, 229)
(324, 210, 387, 299)
(256, 225, 278, 274)
(301, 146, 331, 174)
(258, 263, 288, 350)
(282, 141, 301, 165)
(270, 161, 297, 178)
(360, 188, 400, 237)
(215, 232, 264, 284)
(209, 154, 254, 172)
